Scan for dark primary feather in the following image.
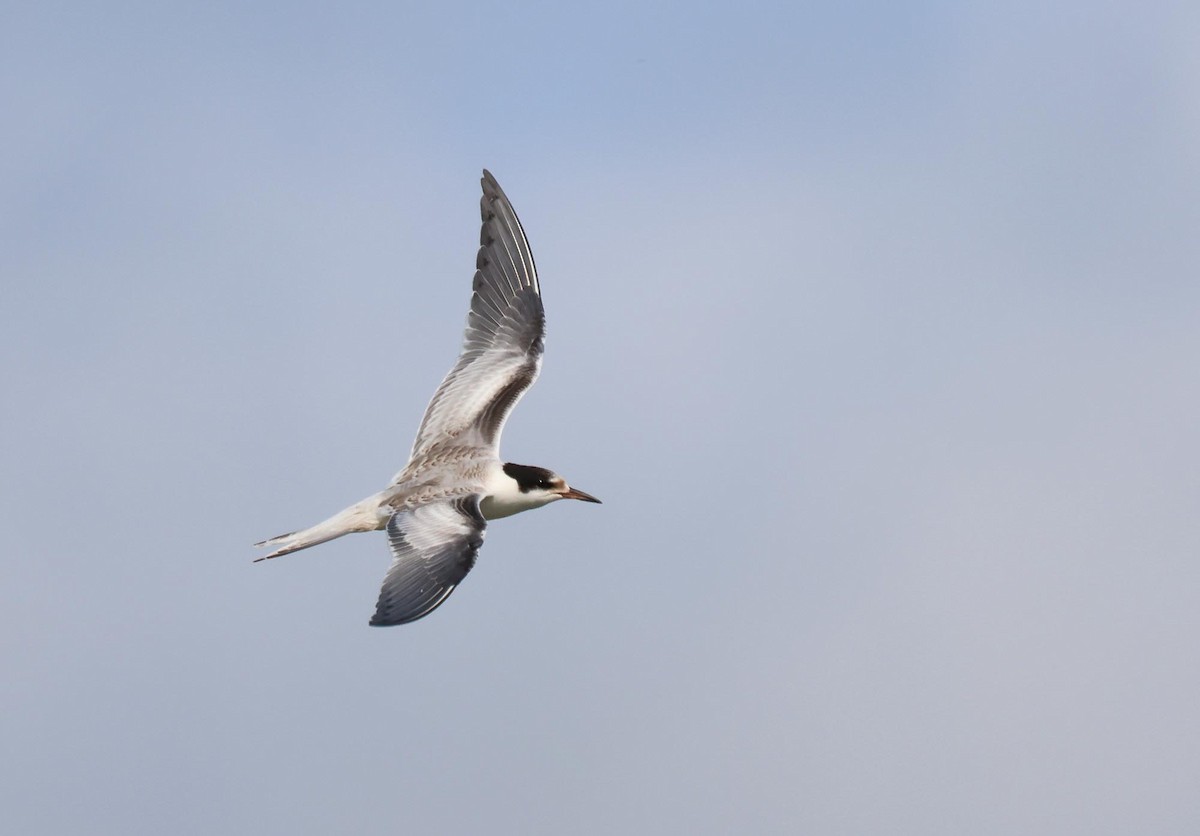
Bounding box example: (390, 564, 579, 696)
(407, 170, 546, 460)
(370, 496, 487, 626)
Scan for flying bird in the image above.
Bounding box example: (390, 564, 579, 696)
(255, 170, 600, 626)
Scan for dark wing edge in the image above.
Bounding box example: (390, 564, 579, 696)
(406, 171, 546, 460)
(479, 169, 540, 298)
(369, 496, 487, 627)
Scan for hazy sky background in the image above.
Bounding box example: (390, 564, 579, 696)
(3, 2, 1198, 833)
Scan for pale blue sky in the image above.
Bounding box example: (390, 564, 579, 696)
(3, 3, 1199, 834)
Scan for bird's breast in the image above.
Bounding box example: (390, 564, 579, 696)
(479, 492, 542, 520)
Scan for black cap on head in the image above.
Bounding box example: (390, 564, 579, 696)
(503, 462, 557, 493)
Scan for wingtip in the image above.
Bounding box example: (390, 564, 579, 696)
(480, 171, 505, 204)
(368, 612, 413, 627)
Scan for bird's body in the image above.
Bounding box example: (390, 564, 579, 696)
(256, 171, 599, 626)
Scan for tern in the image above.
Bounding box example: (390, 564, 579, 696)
(255, 170, 600, 626)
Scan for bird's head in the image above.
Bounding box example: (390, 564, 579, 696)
(502, 462, 602, 507)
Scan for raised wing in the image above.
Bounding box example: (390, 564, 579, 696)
(407, 170, 545, 461)
(370, 495, 487, 626)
